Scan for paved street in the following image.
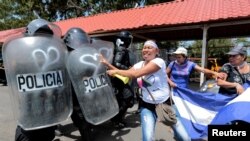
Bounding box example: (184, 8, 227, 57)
(0, 84, 177, 141)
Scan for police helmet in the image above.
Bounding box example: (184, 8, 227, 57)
(63, 27, 90, 49)
(168, 49, 175, 55)
(25, 18, 61, 36)
(116, 31, 133, 48)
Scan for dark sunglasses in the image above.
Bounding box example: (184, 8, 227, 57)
(228, 55, 239, 58)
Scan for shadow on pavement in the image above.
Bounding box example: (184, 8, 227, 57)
(57, 108, 141, 141)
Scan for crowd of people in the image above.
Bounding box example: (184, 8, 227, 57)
(2, 18, 250, 141)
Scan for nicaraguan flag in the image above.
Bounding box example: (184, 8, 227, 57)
(172, 83, 250, 140)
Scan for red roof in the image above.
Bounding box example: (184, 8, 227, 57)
(1, 0, 250, 43)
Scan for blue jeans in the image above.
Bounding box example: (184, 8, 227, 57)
(171, 105, 191, 141)
(140, 106, 157, 141)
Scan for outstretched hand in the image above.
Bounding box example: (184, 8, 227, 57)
(168, 80, 177, 88)
(106, 70, 117, 76)
(215, 72, 225, 80)
(235, 83, 245, 95)
(100, 54, 116, 76)
(99, 54, 109, 66)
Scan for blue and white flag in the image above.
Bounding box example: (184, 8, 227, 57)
(172, 83, 250, 140)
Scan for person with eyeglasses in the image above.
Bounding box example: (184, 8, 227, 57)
(217, 46, 250, 95)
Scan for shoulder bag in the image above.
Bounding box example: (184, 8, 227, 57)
(144, 86, 177, 126)
(140, 61, 177, 126)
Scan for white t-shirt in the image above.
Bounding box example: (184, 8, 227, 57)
(133, 58, 170, 104)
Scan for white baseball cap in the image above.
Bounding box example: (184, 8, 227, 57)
(173, 47, 188, 56)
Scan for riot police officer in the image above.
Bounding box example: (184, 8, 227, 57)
(110, 31, 135, 127)
(63, 27, 92, 141)
(113, 31, 133, 69)
(3, 18, 72, 141)
(64, 27, 119, 139)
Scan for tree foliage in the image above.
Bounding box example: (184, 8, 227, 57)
(0, 0, 43, 30)
(188, 39, 234, 58)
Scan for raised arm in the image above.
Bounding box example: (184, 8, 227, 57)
(106, 61, 160, 79)
(216, 72, 244, 94)
(194, 65, 224, 79)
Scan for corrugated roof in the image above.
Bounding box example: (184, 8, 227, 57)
(0, 28, 25, 43)
(1, 0, 250, 43)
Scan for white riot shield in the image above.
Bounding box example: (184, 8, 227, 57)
(66, 43, 118, 125)
(92, 39, 114, 63)
(2, 35, 72, 130)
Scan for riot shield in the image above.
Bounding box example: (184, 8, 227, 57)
(92, 39, 114, 63)
(66, 43, 119, 125)
(2, 35, 72, 130)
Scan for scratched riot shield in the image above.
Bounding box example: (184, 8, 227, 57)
(66, 43, 118, 125)
(2, 34, 72, 130)
(92, 39, 114, 63)
(93, 38, 132, 84)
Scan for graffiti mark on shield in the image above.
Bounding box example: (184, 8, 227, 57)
(32, 47, 60, 70)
